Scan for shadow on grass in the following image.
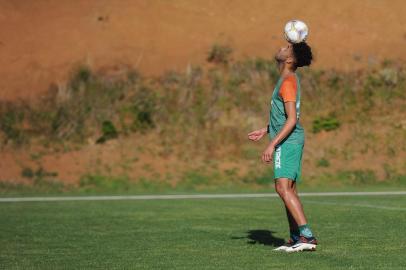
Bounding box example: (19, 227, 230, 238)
(232, 229, 285, 247)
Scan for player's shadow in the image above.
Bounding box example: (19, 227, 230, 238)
(231, 230, 285, 247)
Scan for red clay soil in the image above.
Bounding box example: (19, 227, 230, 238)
(1, 0, 406, 101)
(1, 1, 405, 185)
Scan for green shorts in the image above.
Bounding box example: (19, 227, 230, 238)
(273, 142, 304, 182)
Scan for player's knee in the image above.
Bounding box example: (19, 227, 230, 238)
(277, 189, 290, 199)
(275, 184, 289, 199)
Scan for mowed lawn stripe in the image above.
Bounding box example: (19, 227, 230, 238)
(1, 196, 405, 269)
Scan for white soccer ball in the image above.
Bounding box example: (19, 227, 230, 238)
(284, 20, 309, 43)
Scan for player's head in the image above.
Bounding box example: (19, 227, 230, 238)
(275, 42, 313, 70)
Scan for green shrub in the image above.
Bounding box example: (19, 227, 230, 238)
(241, 168, 274, 186)
(124, 87, 157, 132)
(316, 158, 330, 168)
(69, 65, 92, 91)
(337, 169, 377, 185)
(0, 104, 26, 145)
(21, 167, 34, 178)
(379, 68, 398, 86)
(180, 171, 211, 189)
(19, 166, 62, 192)
(79, 174, 131, 192)
(207, 44, 233, 65)
(96, 120, 118, 144)
(327, 72, 342, 90)
(312, 113, 341, 133)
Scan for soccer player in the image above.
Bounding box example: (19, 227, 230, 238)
(247, 42, 317, 252)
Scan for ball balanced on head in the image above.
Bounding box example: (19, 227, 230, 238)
(284, 20, 309, 43)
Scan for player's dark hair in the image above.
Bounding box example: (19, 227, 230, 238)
(292, 42, 313, 68)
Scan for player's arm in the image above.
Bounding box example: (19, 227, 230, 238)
(269, 77, 297, 147)
(269, 102, 297, 147)
(247, 125, 268, 141)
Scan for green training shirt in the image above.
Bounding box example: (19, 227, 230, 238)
(269, 72, 305, 145)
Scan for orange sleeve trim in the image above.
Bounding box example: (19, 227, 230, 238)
(279, 75, 297, 102)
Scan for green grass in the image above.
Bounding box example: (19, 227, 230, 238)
(1, 177, 406, 198)
(3, 168, 406, 197)
(1, 195, 405, 269)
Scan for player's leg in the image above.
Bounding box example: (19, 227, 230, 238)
(285, 181, 299, 236)
(275, 178, 317, 252)
(272, 143, 317, 252)
(285, 180, 299, 240)
(277, 178, 318, 252)
(286, 179, 316, 237)
(286, 180, 298, 225)
(275, 178, 307, 225)
(275, 143, 315, 235)
(273, 180, 300, 251)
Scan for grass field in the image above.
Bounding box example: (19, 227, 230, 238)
(1, 193, 405, 269)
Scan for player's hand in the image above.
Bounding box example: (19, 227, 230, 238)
(248, 127, 267, 141)
(262, 143, 275, 164)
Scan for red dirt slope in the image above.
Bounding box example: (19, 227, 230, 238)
(1, 0, 406, 101)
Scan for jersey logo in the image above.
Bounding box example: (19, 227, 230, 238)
(275, 146, 282, 169)
(296, 100, 300, 119)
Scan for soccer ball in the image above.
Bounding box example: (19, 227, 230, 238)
(284, 20, 309, 43)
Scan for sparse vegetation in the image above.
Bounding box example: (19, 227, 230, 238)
(316, 157, 330, 168)
(0, 54, 404, 150)
(312, 112, 341, 133)
(0, 45, 405, 191)
(207, 43, 233, 65)
(0, 103, 27, 146)
(79, 174, 131, 192)
(96, 120, 118, 144)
